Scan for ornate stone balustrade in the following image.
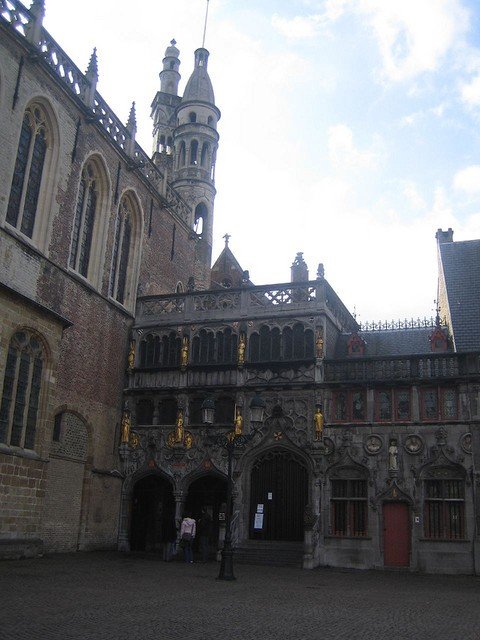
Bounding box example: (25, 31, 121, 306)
(324, 353, 479, 383)
(1, 0, 30, 36)
(136, 280, 357, 328)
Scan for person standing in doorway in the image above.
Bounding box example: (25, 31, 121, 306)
(180, 513, 196, 563)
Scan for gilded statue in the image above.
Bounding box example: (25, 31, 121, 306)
(314, 407, 324, 441)
(315, 330, 324, 359)
(175, 409, 184, 443)
(237, 333, 246, 366)
(121, 409, 131, 444)
(127, 340, 135, 371)
(180, 336, 189, 369)
(234, 408, 243, 436)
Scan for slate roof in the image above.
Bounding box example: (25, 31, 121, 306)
(334, 327, 449, 358)
(182, 50, 215, 104)
(439, 239, 480, 351)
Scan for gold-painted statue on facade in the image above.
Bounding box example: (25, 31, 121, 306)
(315, 330, 324, 359)
(175, 409, 184, 443)
(234, 408, 243, 436)
(314, 407, 324, 441)
(238, 333, 246, 366)
(180, 336, 189, 369)
(121, 408, 131, 444)
(127, 340, 135, 371)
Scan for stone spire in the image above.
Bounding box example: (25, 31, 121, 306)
(83, 48, 98, 109)
(26, 0, 45, 45)
(126, 102, 137, 156)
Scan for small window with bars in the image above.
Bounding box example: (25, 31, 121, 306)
(330, 478, 368, 536)
(424, 478, 465, 539)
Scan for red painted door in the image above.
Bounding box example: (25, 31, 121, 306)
(383, 502, 410, 567)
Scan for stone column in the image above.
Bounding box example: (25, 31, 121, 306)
(117, 478, 131, 552)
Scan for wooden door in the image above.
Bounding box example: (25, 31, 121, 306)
(383, 502, 410, 567)
(249, 449, 308, 541)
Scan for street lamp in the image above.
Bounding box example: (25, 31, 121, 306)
(205, 393, 265, 581)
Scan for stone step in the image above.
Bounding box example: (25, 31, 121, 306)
(234, 540, 304, 567)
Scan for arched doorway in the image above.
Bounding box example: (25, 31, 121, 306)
(249, 449, 308, 541)
(130, 474, 174, 552)
(184, 475, 227, 551)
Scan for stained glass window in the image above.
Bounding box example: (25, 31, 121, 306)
(70, 162, 98, 278)
(0, 332, 45, 449)
(6, 105, 49, 238)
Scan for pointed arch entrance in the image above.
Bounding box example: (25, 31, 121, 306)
(130, 474, 174, 552)
(184, 475, 227, 528)
(249, 449, 308, 541)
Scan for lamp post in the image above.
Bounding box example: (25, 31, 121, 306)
(202, 394, 265, 581)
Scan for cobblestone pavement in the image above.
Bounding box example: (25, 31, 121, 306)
(1, 553, 480, 640)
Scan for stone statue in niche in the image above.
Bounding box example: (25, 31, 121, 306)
(315, 329, 324, 358)
(314, 407, 324, 440)
(127, 340, 135, 371)
(237, 333, 246, 367)
(388, 439, 399, 471)
(121, 405, 131, 444)
(234, 408, 243, 435)
(175, 409, 184, 443)
(180, 336, 189, 369)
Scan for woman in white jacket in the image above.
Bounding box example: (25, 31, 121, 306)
(180, 514, 196, 563)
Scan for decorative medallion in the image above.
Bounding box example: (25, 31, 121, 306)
(274, 431, 283, 441)
(404, 434, 424, 455)
(461, 432, 472, 454)
(364, 435, 383, 455)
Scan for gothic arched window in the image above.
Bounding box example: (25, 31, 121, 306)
(201, 142, 209, 167)
(189, 112, 197, 123)
(194, 203, 207, 236)
(0, 331, 46, 449)
(179, 141, 186, 167)
(249, 333, 260, 362)
(6, 104, 50, 239)
(70, 161, 99, 278)
(190, 140, 199, 164)
(109, 194, 134, 305)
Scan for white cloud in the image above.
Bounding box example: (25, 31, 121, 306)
(272, 0, 349, 39)
(272, 0, 469, 82)
(328, 124, 377, 169)
(461, 73, 480, 106)
(359, 0, 469, 82)
(403, 181, 427, 210)
(453, 165, 480, 194)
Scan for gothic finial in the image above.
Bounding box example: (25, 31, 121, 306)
(30, 0, 45, 14)
(127, 101, 137, 130)
(171, 38, 177, 46)
(86, 47, 98, 77)
(434, 299, 441, 327)
(316, 263, 325, 279)
(223, 233, 231, 247)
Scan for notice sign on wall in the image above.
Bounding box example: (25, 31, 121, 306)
(254, 513, 264, 529)
(257, 504, 264, 513)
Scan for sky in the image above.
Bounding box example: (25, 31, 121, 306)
(41, 0, 480, 323)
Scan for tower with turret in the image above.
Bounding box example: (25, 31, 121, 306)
(151, 43, 221, 289)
